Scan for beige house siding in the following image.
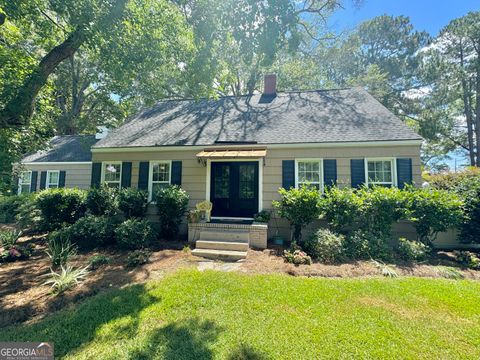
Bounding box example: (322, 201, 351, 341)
(20, 163, 92, 190)
(93, 144, 422, 210)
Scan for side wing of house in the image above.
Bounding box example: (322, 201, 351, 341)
(16, 162, 92, 194)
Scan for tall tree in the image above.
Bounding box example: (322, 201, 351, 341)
(421, 12, 480, 166)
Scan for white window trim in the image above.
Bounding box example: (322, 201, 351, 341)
(295, 158, 324, 193)
(101, 161, 122, 188)
(18, 171, 32, 194)
(364, 157, 397, 187)
(46, 170, 60, 189)
(148, 160, 172, 201)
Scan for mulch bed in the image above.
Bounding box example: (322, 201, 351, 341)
(1, 233, 479, 328)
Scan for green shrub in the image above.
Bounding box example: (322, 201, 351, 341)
(44, 265, 89, 294)
(35, 188, 87, 231)
(253, 210, 271, 223)
(89, 254, 111, 270)
(397, 237, 429, 262)
(126, 249, 150, 267)
(85, 186, 118, 216)
(15, 193, 41, 232)
(0, 244, 34, 262)
(0, 194, 34, 223)
(0, 229, 22, 248)
(118, 188, 149, 218)
(403, 186, 463, 245)
(273, 185, 320, 244)
(429, 169, 480, 244)
(319, 186, 405, 237)
(115, 218, 155, 250)
(454, 251, 480, 270)
(51, 215, 116, 250)
(343, 229, 393, 261)
(46, 237, 77, 267)
(304, 228, 345, 264)
(283, 249, 312, 265)
(154, 185, 189, 238)
(0, 229, 34, 263)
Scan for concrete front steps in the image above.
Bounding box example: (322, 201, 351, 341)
(192, 227, 249, 261)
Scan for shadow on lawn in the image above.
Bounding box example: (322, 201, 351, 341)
(0, 283, 159, 358)
(126, 318, 267, 360)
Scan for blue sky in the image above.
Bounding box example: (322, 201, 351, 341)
(329, 0, 479, 36)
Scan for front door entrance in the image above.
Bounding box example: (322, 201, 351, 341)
(210, 161, 259, 218)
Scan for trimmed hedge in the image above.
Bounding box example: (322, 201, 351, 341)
(115, 218, 156, 250)
(36, 189, 87, 231)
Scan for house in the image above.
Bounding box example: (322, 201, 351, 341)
(18, 135, 98, 193)
(23, 75, 453, 259)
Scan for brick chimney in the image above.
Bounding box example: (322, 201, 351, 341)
(263, 74, 277, 95)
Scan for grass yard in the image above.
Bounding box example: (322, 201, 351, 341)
(1, 270, 479, 359)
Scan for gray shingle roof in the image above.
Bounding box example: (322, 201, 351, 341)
(95, 88, 422, 148)
(22, 135, 97, 163)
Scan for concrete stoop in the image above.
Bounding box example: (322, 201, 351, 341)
(191, 227, 250, 261)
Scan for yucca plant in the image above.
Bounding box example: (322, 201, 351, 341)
(437, 266, 464, 280)
(44, 265, 89, 294)
(0, 229, 22, 248)
(46, 238, 77, 267)
(371, 259, 398, 278)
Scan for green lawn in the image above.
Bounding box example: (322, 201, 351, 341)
(1, 270, 480, 359)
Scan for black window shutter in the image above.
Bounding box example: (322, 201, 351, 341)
(30, 171, 38, 192)
(397, 158, 413, 189)
(91, 162, 102, 188)
(282, 160, 295, 189)
(323, 159, 337, 187)
(350, 159, 365, 188)
(59, 171, 66, 188)
(121, 162, 132, 188)
(39, 171, 47, 190)
(138, 161, 150, 190)
(171, 161, 182, 186)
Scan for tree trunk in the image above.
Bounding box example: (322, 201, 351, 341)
(460, 45, 476, 166)
(475, 52, 480, 167)
(0, 0, 128, 128)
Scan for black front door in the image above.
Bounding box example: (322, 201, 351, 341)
(210, 161, 259, 218)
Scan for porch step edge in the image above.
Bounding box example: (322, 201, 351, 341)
(191, 248, 247, 261)
(196, 240, 249, 252)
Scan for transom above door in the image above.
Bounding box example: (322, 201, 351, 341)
(210, 161, 259, 218)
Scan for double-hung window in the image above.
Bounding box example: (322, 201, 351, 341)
(46, 170, 60, 189)
(366, 158, 395, 187)
(149, 161, 171, 199)
(18, 171, 32, 194)
(103, 162, 122, 189)
(295, 159, 323, 191)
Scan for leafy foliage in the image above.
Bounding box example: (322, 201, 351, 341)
(454, 251, 480, 270)
(283, 249, 312, 266)
(44, 265, 89, 294)
(253, 210, 271, 223)
(397, 238, 429, 262)
(85, 186, 118, 216)
(154, 185, 189, 239)
(0, 243, 34, 263)
(35, 189, 87, 231)
(126, 249, 150, 267)
(304, 229, 345, 264)
(0, 194, 33, 223)
(46, 237, 77, 267)
(118, 188, 149, 218)
(428, 168, 480, 243)
(115, 218, 155, 250)
(403, 186, 463, 245)
(0, 229, 22, 248)
(273, 186, 320, 244)
(89, 254, 111, 270)
(51, 215, 117, 250)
